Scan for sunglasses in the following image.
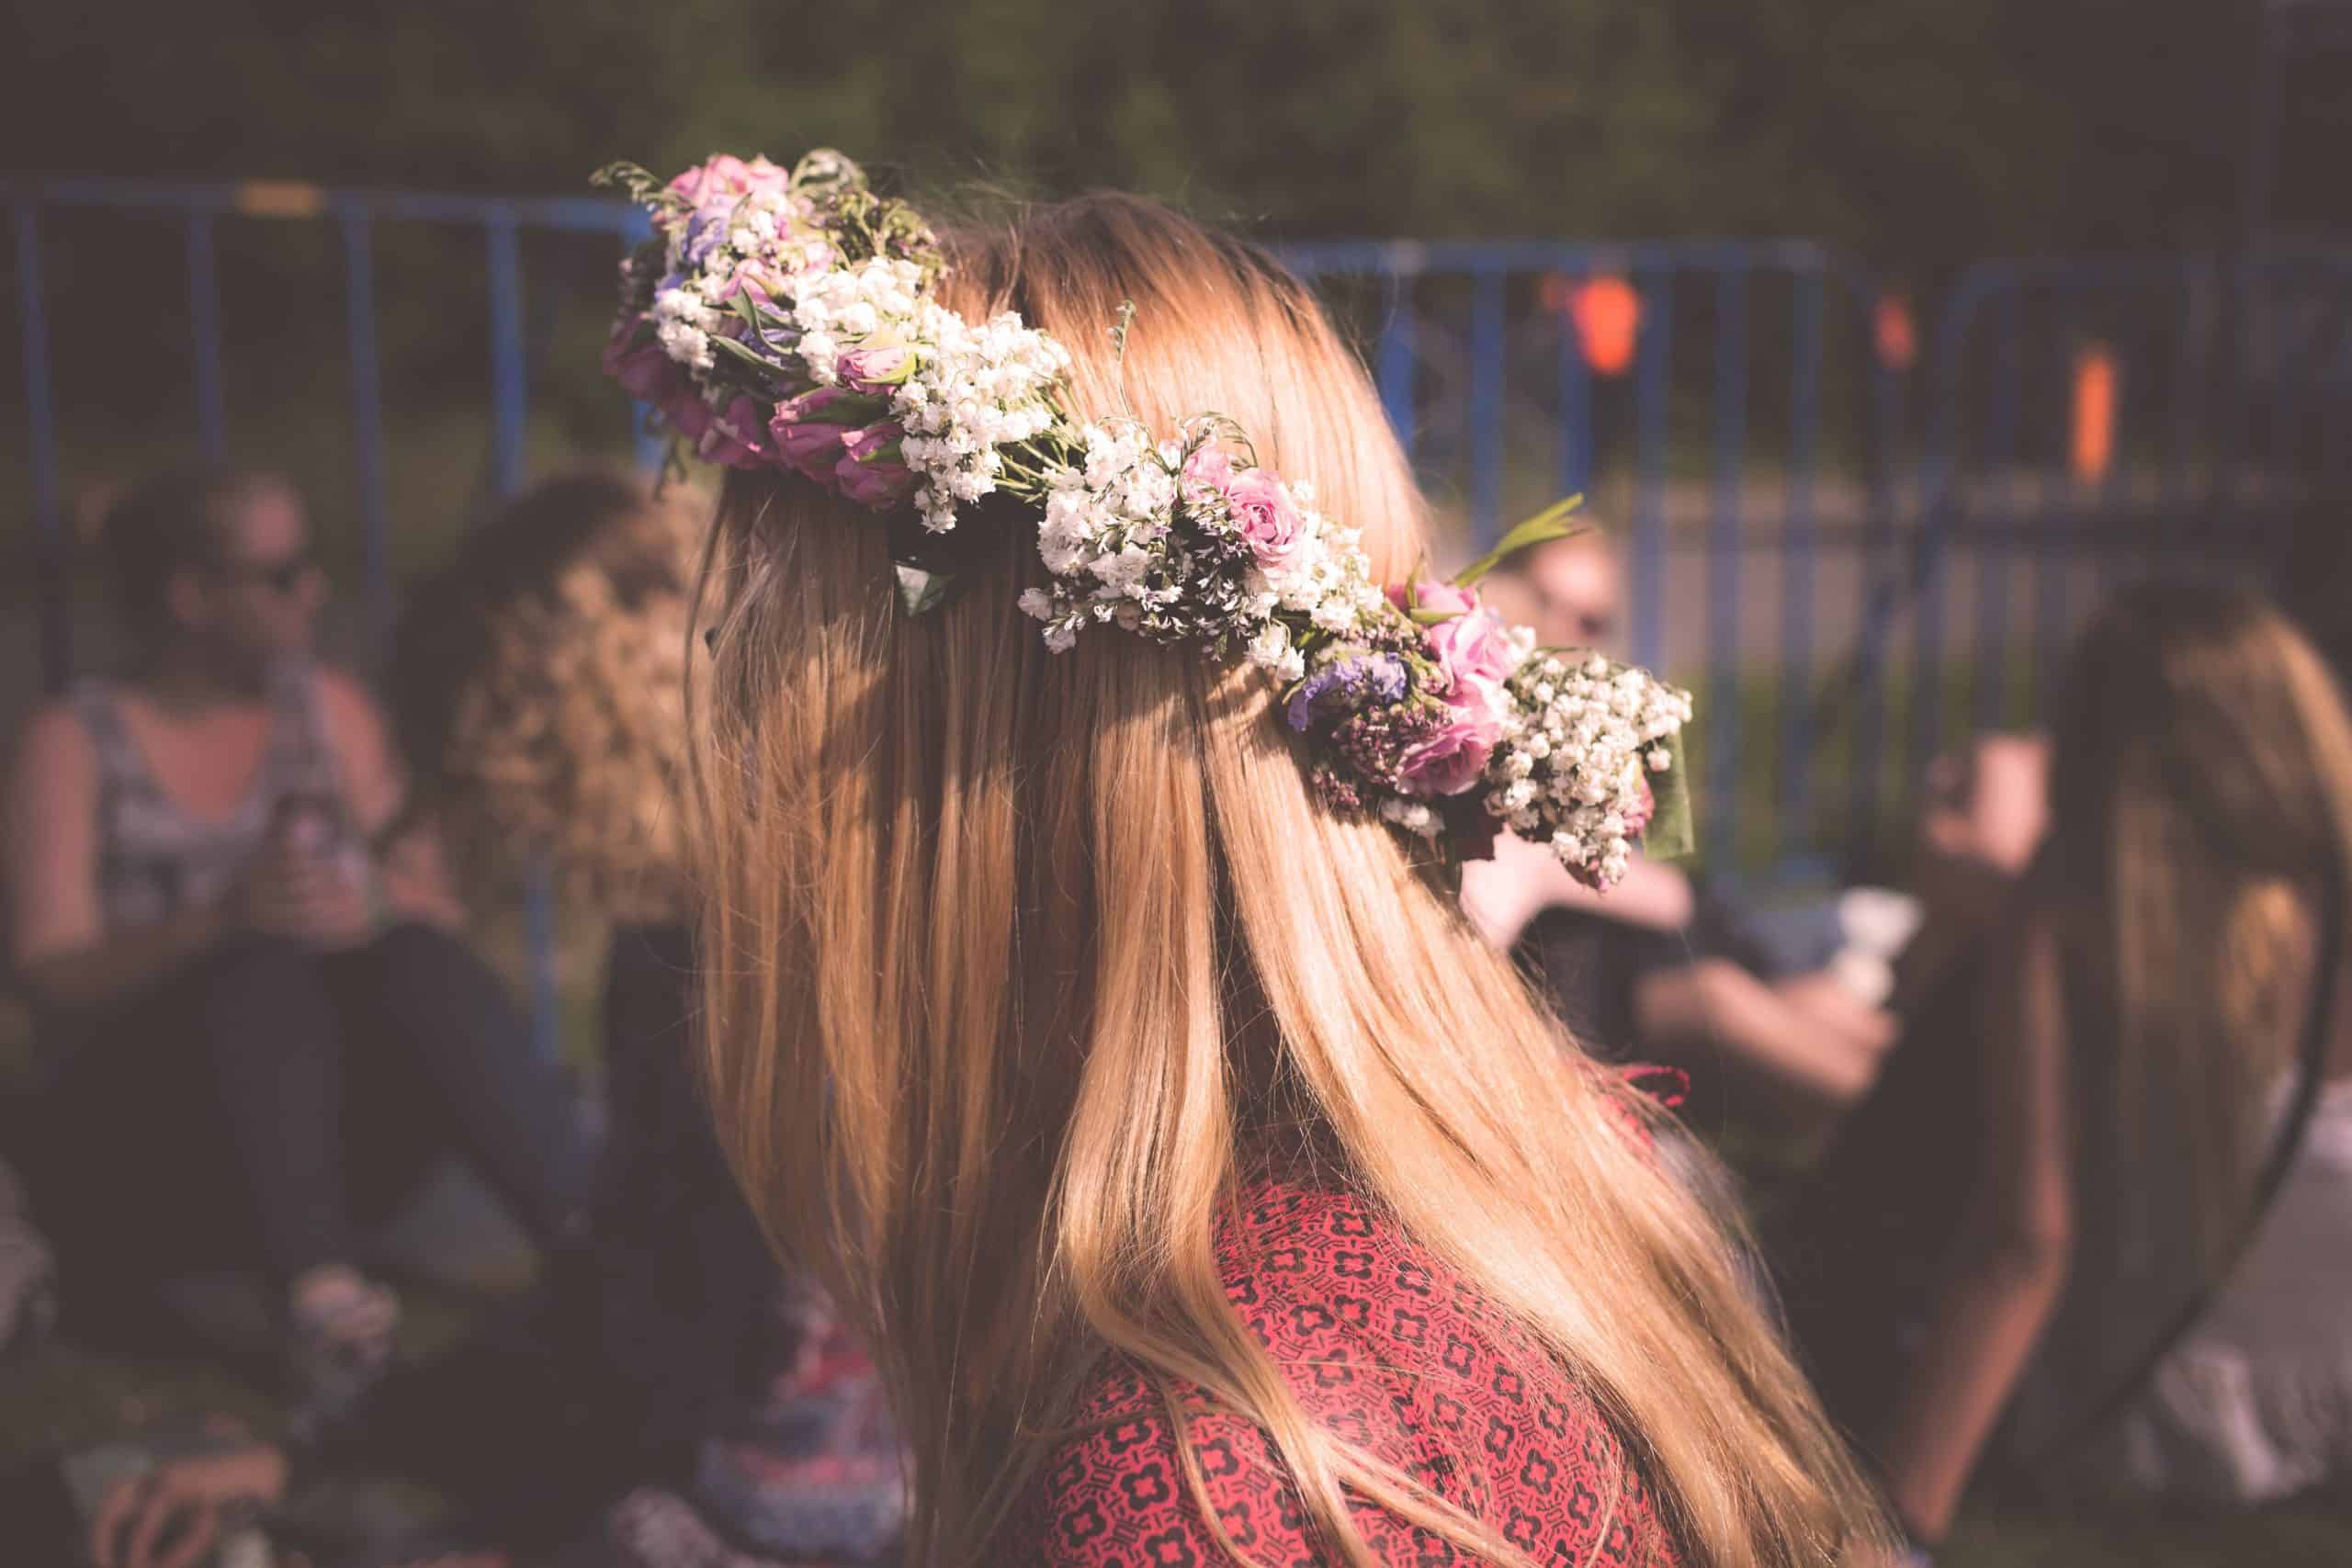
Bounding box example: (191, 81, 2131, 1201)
(220, 551, 316, 594)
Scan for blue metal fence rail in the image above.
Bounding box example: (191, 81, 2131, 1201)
(10, 177, 646, 1063)
(1850, 248, 2352, 865)
(1285, 238, 1901, 874)
(13, 175, 2351, 1042)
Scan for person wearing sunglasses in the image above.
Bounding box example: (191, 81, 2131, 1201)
(2, 464, 589, 1424)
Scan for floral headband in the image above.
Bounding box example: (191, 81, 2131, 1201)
(596, 151, 1690, 886)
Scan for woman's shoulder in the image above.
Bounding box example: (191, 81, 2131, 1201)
(1000, 1177, 1680, 1565)
(7, 698, 100, 799)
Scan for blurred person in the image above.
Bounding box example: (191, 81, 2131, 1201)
(1469, 528, 1913, 1114)
(385, 467, 904, 1564)
(674, 158, 1890, 1564)
(1477, 519, 1623, 652)
(1, 466, 588, 1416)
(81, 470, 905, 1568)
(1781, 581, 2352, 1551)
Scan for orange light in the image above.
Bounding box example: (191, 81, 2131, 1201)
(1568, 275, 1641, 378)
(236, 180, 326, 219)
(1873, 294, 1917, 372)
(2072, 344, 2118, 483)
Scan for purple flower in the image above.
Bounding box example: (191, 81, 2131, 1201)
(681, 203, 733, 266)
(602, 324, 685, 405)
(833, 420, 915, 508)
(768, 386, 865, 489)
(1285, 655, 1408, 733)
(673, 393, 774, 469)
(833, 455, 915, 509)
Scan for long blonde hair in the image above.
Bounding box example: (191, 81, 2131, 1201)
(688, 191, 1883, 1565)
(2047, 581, 2352, 1269)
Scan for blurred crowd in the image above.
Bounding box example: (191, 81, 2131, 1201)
(3, 460, 2347, 1564)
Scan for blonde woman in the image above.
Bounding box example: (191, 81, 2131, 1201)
(642, 154, 1887, 1565)
(1785, 581, 2352, 1546)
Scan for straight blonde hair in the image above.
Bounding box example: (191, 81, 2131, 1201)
(688, 191, 1884, 1565)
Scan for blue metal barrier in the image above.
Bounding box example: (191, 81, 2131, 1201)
(14, 176, 2350, 945)
(1854, 248, 2352, 863)
(9, 176, 642, 1062)
(1284, 238, 1899, 873)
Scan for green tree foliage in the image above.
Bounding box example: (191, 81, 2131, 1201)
(1, 0, 2290, 267)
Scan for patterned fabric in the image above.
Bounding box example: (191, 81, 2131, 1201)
(999, 1178, 1681, 1566)
(74, 660, 368, 931)
(597, 1273, 906, 1567)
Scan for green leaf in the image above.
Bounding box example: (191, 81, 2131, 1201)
(1453, 494, 1586, 588)
(1408, 606, 1456, 626)
(895, 563, 955, 615)
(1641, 729, 1695, 862)
(710, 333, 785, 374)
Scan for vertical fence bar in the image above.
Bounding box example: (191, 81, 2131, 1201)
(1556, 270, 1592, 501)
(1377, 265, 1419, 471)
(1467, 265, 1507, 547)
(1908, 498, 1952, 784)
(341, 209, 394, 663)
(2211, 256, 2248, 555)
(2033, 285, 2072, 706)
(1975, 292, 2023, 728)
(2266, 280, 2303, 567)
(187, 211, 227, 459)
(2166, 265, 2203, 553)
(486, 212, 529, 496)
(621, 208, 667, 472)
(1779, 267, 1821, 855)
(17, 204, 70, 693)
(1849, 352, 1905, 856)
(1705, 265, 1747, 868)
(1632, 269, 1672, 675)
(484, 209, 558, 1065)
(2107, 341, 2144, 592)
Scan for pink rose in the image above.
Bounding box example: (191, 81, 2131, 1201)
(1398, 700, 1504, 797)
(1181, 446, 1237, 507)
(666, 153, 791, 207)
(1225, 467, 1306, 569)
(836, 340, 913, 394)
(1386, 577, 1477, 620)
(1423, 602, 1520, 693)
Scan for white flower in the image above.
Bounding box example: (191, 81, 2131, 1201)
(1246, 622, 1305, 682)
(1091, 545, 1153, 596)
(656, 320, 713, 370)
(1381, 798, 1439, 839)
(1017, 588, 1055, 622)
(1647, 746, 1672, 772)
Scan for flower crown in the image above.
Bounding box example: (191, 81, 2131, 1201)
(596, 151, 1690, 886)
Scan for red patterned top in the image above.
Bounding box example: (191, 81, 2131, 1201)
(997, 1179, 1682, 1565)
